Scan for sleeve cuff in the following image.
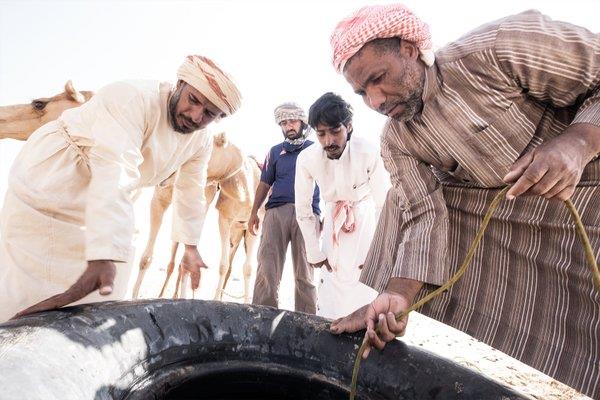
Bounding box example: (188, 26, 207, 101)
(171, 233, 199, 246)
(86, 246, 133, 263)
(572, 104, 600, 128)
(306, 248, 327, 264)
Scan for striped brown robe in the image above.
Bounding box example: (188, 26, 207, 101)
(361, 10, 600, 398)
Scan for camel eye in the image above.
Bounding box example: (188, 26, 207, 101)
(32, 100, 46, 110)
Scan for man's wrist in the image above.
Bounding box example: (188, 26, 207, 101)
(567, 123, 600, 162)
(384, 277, 424, 302)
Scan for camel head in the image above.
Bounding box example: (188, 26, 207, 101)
(213, 131, 228, 148)
(0, 80, 94, 141)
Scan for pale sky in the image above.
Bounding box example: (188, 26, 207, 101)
(0, 0, 598, 301)
(1, 0, 598, 169)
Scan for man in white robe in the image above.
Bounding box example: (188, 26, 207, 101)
(0, 55, 241, 321)
(295, 93, 390, 319)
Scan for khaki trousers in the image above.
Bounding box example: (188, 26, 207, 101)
(252, 204, 317, 313)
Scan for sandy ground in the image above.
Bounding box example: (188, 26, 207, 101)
(129, 188, 590, 400)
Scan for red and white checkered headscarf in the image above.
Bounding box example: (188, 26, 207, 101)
(330, 4, 434, 73)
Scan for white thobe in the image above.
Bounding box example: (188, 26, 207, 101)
(0, 80, 211, 321)
(295, 136, 390, 319)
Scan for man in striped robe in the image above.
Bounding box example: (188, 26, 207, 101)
(328, 4, 600, 397)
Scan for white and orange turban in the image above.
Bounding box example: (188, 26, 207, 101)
(177, 55, 242, 116)
(330, 4, 434, 73)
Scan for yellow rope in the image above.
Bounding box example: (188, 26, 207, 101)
(349, 188, 600, 400)
(564, 199, 600, 291)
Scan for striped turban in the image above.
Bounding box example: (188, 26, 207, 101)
(274, 103, 308, 125)
(177, 55, 242, 116)
(330, 4, 434, 73)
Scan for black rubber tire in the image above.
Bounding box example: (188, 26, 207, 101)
(0, 300, 527, 399)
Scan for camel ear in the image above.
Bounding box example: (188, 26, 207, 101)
(213, 131, 228, 147)
(65, 80, 86, 103)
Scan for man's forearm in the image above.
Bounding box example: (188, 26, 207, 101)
(251, 182, 271, 214)
(385, 277, 424, 303)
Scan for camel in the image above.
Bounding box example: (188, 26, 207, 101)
(132, 132, 263, 303)
(0, 80, 93, 140)
(0, 82, 263, 303)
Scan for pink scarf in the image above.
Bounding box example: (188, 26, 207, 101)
(332, 201, 357, 246)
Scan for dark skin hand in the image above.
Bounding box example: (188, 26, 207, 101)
(249, 182, 271, 236)
(330, 277, 423, 358)
(13, 245, 207, 319)
(504, 123, 600, 201)
(12, 260, 116, 319)
(180, 244, 208, 290)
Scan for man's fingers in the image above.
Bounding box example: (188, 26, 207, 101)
(12, 295, 64, 319)
(253, 220, 260, 235)
(331, 315, 364, 333)
(506, 162, 548, 200)
(330, 317, 343, 332)
(98, 266, 116, 296)
(554, 185, 576, 201)
(376, 313, 396, 342)
(330, 305, 369, 334)
(13, 261, 119, 319)
(540, 178, 566, 199)
(12, 289, 80, 319)
(365, 302, 379, 330)
(503, 152, 534, 183)
(385, 311, 406, 337)
(362, 345, 372, 359)
(523, 169, 562, 197)
(98, 285, 113, 296)
(249, 219, 258, 236)
(366, 316, 375, 333)
(366, 327, 387, 350)
(361, 334, 373, 359)
(189, 271, 200, 290)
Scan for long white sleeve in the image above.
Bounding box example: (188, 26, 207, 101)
(171, 134, 212, 245)
(83, 83, 146, 262)
(294, 153, 325, 263)
(368, 152, 391, 223)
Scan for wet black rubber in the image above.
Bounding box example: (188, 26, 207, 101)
(0, 300, 527, 399)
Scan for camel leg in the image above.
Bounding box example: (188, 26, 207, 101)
(159, 242, 179, 298)
(173, 264, 184, 299)
(224, 225, 244, 288)
(132, 185, 173, 299)
(214, 214, 233, 301)
(179, 267, 191, 299)
(242, 229, 259, 304)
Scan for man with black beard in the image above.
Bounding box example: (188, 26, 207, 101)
(295, 93, 389, 319)
(249, 103, 320, 313)
(2, 55, 241, 321)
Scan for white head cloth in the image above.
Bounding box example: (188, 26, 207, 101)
(177, 55, 242, 116)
